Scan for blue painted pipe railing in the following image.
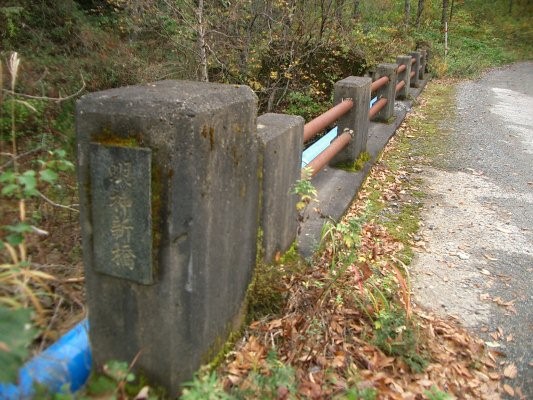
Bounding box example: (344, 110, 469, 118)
(0, 319, 92, 399)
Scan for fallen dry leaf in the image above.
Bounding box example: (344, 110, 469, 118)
(503, 363, 518, 379)
(503, 383, 515, 396)
(488, 372, 500, 380)
(214, 127, 508, 400)
(496, 226, 513, 234)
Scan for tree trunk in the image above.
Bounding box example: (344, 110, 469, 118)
(404, 0, 411, 27)
(196, 0, 208, 82)
(441, 0, 449, 30)
(335, 0, 344, 24)
(509, 0, 513, 13)
(352, 0, 361, 19)
(449, 0, 455, 23)
(416, 0, 424, 28)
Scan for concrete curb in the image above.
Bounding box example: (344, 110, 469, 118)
(297, 79, 428, 258)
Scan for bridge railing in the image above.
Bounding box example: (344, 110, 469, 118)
(55, 48, 430, 397)
(301, 49, 427, 178)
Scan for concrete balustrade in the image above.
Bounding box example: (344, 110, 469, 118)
(396, 55, 412, 100)
(419, 49, 427, 80)
(372, 63, 398, 122)
(73, 49, 429, 396)
(77, 81, 260, 394)
(257, 113, 304, 263)
(329, 76, 372, 165)
(410, 51, 422, 88)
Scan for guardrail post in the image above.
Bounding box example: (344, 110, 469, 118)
(396, 55, 412, 100)
(330, 76, 371, 164)
(410, 51, 421, 88)
(373, 63, 397, 121)
(76, 80, 259, 394)
(419, 49, 427, 80)
(257, 113, 304, 263)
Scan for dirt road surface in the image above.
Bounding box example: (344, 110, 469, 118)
(412, 62, 533, 397)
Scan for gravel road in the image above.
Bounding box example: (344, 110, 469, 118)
(412, 62, 533, 398)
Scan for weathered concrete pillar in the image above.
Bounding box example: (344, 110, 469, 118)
(410, 51, 421, 88)
(330, 76, 372, 164)
(76, 80, 259, 395)
(396, 55, 412, 100)
(373, 63, 398, 122)
(257, 113, 304, 263)
(419, 49, 427, 80)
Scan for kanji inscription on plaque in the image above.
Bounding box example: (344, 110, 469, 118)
(90, 143, 153, 284)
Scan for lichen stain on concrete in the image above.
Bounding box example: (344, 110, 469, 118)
(201, 125, 215, 151)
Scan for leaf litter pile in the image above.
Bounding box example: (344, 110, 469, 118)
(191, 86, 511, 399)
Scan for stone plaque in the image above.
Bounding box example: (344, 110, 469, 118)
(89, 143, 153, 284)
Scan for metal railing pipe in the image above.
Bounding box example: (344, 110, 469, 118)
(395, 80, 406, 93)
(306, 131, 352, 177)
(368, 97, 388, 120)
(370, 76, 389, 93)
(303, 99, 353, 142)
(397, 64, 406, 73)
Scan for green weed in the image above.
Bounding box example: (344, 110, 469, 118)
(425, 386, 453, 400)
(336, 386, 378, 400)
(371, 306, 427, 373)
(231, 351, 296, 400)
(284, 91, 328, 121)
(335, 151, 372, 172)
(181, 372, 231, 400)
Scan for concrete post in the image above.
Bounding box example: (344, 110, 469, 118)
(330, 76, 372, 165)
(76, 80, 259, 394)
(410, 51, 421, 88)
(257, 113, 304, 263)
(396, 55, 412, 100)
(373, 63, 398, 122)
(419, 49, 427, 80)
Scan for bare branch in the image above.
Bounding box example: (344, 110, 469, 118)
(2, 74, 86, 103)
(37, 191, 79, 213)
(1, 146, 44, 170)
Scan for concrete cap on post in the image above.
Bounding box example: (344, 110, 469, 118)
(257, 113, 304, 264)
(396, 55, 412, 100)
(76, 80, 259, 394)
(418, 49, 427, 80)
(329, 76, 372, 165)
(410, 51, 421, 88)
(373, 63, 398, 122)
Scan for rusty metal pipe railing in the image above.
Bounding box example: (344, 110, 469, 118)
(303, 99, 353, 142)
(368, 97, 388, 119)
(397, 64, 406, 73)
(306, 131, 352, 177)
(410, 70, 416, 78)
(395, 80, 406, 93)
(371, 76, 389, 93)
(411, 57, 416, 65)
